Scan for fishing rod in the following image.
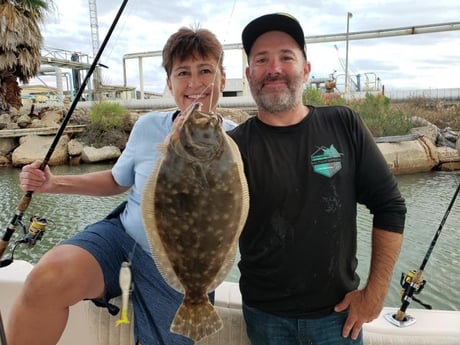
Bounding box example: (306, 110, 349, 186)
(0, 0, 129, 267)
(385, 180, 460, 327)
(0, 311, 6, 345)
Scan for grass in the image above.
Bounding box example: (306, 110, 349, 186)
(79, 102, 131, 149)
(303, 86, 460, 137)
(394, 97, 460, 131)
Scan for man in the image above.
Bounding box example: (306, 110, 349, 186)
(228, 13, 406, 344)
(7, 27, 236, 345)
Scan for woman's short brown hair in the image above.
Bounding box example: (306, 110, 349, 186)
(162, 27, 224, 77)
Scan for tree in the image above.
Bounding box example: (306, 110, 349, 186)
(0, 0, 53, 111)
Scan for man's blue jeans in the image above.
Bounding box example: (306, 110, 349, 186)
(243, 304, 363, 345)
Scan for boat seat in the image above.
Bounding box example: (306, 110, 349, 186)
(2, 261, 460, 345)
(86, 282, 251, 345)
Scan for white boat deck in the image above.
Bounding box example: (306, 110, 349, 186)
(1, 260, 459, 345)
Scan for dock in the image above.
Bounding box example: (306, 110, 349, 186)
(0, 125, 86, 139)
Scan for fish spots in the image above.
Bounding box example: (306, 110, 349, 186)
(141, 105, 249, 342)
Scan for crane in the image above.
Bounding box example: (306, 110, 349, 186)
(334, 45, 383, 93)
(334, 44, 359, 92)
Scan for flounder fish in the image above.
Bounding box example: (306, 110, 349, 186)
(141, 103, 249, 342)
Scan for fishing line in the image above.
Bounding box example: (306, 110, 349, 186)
(128, 240, 137, 265)
(386, 173, 460, 327)
(172, 0, 239, 114)
(205, 0, 238, 113)
(95, 0, 136, 67)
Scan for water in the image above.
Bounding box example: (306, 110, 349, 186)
(1, 165, 459, 311)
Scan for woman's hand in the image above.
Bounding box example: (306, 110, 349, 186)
(19, 161, 53, 193)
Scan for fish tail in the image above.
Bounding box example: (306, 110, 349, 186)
(170, 300, 223, 342)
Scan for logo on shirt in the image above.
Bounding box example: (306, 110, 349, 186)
(311, 145, 343, 178)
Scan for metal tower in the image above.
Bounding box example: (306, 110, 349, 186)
(88, 0, 101, 97)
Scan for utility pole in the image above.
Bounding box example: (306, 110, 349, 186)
(345, 12, 352, 96)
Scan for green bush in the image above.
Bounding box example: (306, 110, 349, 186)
(89, 102, 129, 130)
(303, 86, 324, 105)
(302, 88, 412, 137)
(349, 94, 412, 137)
(81, 102, 131, 149)
(302, 86, 345, 106)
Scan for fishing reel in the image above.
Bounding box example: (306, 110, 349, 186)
(0, 215, 48, 268)
(4, 216, 47, 262)
(400, 270, 426, 296)
(399, 270, 432, 310)
(19, 215, 48, 248)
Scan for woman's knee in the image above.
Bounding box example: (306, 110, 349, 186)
(23, 244, 104, 304)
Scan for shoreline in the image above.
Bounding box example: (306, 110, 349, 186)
(1, 106, 459, 173)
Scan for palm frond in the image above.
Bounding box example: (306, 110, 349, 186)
(0, 0, 54, 109)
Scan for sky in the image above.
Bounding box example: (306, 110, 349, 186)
(32, 0, 460, 94)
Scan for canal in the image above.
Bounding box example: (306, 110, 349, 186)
(0, 164, 459, 311)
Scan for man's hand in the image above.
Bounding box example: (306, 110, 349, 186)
(334, 287, 384, 340)
(336, 229, 403, 339)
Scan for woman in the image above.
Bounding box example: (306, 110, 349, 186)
(7, 27, 236, 345)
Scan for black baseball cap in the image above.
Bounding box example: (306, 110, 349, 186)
(242, 13, 306, 58)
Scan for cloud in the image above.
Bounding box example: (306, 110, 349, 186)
(31, 0, 460, 93)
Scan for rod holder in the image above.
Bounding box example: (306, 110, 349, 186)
(384, 311, 416, 327)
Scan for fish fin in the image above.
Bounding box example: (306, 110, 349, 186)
(225, 133, 250, 233)
(156, 142, 168, 155)
(170, 299, 223, 342)
(207, 243, 238, 293)
(205, 133, 250, 293)
(141, 160, 184, 293)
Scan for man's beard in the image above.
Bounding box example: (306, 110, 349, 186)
(250, 74, 304, 114)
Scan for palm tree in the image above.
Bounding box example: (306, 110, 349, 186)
(0, 0, 53, 111)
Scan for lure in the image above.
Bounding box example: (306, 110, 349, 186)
(116, 261, 132, 326)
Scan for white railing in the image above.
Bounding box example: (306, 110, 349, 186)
(384, 88, 460, 101)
